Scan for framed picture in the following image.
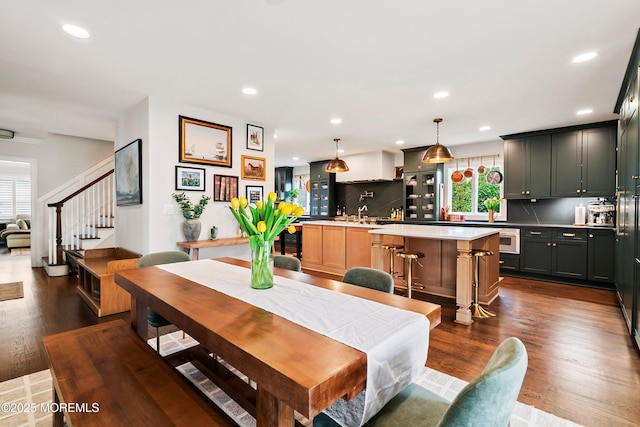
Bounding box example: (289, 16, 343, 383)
(247, 124, 264, 151)
(213, 175, 238, 202)
(246, 185, 264, 203)
(241, 155, 266, 181)
(179, 115, 232, 167)
(115, 139, 142, 206)
(175, 166, 205, 191)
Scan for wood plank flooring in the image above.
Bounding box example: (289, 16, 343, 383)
(1, 248, 638, 426)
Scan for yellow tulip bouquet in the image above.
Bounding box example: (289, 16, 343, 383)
(229, 192, 304, 288)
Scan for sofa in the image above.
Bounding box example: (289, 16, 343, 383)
(0, 215, 31, 249)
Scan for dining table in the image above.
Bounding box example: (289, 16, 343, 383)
(115, 257, 441, 427)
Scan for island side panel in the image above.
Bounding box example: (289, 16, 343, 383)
(455, 240, 474, 325)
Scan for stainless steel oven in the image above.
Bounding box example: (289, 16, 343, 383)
(499, 228, 520, 254)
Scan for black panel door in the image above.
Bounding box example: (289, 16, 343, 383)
(521, 238, 552, 275)
(588, 230, 615, 283)
(551, 130, 582, 197)
(582, 126, 616, 197)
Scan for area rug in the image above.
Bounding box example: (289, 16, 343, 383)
(0, 331, 583, 427)
(0, 281, 23, 302)
(9, 248, 30, 257)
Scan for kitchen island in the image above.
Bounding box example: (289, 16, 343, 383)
(369, 224, 500, 325)
(302, 221, 500, 325)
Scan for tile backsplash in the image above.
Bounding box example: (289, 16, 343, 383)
(335, 181, 403, 217)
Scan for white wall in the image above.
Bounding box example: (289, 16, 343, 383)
(115, 98, 150, 256)
(0, 134, 113, 197)
(115, 96, 274, 259)
(448, 139, 503, 160)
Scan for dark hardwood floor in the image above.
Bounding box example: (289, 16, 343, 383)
(1, 247, 638, 426)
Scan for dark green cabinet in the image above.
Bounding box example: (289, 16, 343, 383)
(588, 229, 615, 283)
(499, 253, 520, 272)
(616, 65, 639, 337)
(504, 135, 551, 199)
(551, 127, 616, 197)
(402, 146, 429, 173)
(274, 167, 293, 202)
(521, 229, 553, 275)
(521, 228, 587, 279)
(404, 167, 439, 221)
(308, 161, 335, 218)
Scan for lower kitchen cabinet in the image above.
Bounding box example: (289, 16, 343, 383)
(588, 229, 615, 283)
(499, 253, 520, 272)
(521, 228, 587, 280)
(302, 223, 375, 276)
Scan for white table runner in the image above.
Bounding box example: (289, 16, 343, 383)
(157, 259, 430, 426)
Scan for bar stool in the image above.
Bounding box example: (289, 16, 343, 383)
(396, 251, 424, 299)
(381, 244, 404, 278)
(471, 249, 496, 318)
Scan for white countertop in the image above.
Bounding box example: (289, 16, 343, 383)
(303, 221, 500, 241)
(302, 220, 386, 229)
(368, 224, 500, 240)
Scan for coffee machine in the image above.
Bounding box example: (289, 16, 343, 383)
(587, 199, 615, 227)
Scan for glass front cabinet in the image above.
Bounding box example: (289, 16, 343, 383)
(404, 167, 439, 221)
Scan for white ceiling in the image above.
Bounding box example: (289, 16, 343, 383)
(1, 1, 639, 167)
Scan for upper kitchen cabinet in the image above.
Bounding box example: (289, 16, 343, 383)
(502, 121, 617, 200)
(309, 160, 336, 218)
(402, 146, 429, 173)
(551, 126, 617, 197)
(503, 135, 551, 199)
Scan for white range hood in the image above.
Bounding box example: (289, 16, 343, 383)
(335, 150, 396, 183)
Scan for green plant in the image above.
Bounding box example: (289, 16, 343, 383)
(172, 192, 211, 219)
(287, 189, 300, 202)
(483, 196, 504, 211)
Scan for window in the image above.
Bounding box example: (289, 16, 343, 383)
(444, 158, 505, 221)
(0, 174, 31, 221)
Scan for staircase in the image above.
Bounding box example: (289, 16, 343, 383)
(43, 170, 115, 277)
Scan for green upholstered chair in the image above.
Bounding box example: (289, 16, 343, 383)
(313, 337, 528, 427)
(138, 251, 191, 352)
(342, 267, 394, 294)
(273, 255, 302, 272)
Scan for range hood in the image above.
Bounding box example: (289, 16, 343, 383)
(335, 150, 396, 183)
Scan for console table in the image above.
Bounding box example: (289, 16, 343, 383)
(176, 237, 249, 260)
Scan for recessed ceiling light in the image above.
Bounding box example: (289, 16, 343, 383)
(337, 149, 344, 154)
(62, 24, 90, 39)
(242, 87, 257, 95)
(572, 52, 598, 63)
(330, 118, 342, 124)
(479, 126, 491, 131)
(292, 156, 299, 161)
(577, 109, 593, 115)
(433, 91, 449, 99)
(273, 133, 278, 139)
(395, 140, 405, 145)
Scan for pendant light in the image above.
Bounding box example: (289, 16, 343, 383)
(422, 118, 454, 163)
(325, 138, 350, 172)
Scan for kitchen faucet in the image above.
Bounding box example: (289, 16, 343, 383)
(358, 205, 368, 223)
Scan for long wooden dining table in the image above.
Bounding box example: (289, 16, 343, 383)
(114, 257, 441, 427)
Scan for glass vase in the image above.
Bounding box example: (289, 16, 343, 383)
(251, 240, 274, 289)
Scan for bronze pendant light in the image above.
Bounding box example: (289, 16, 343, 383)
(422, 118, 454, 163)
(325, 138, 350, 172)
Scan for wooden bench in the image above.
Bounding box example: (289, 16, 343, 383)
(76, 247, 141, 317)
(42, 320, 234, 426)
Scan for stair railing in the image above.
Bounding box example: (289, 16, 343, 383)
(46, 170, 114, 265)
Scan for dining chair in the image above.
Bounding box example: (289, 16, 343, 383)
(313, 337, 528, 427)
(138, 251, 191, 352)
(342, 267, 394, 293)
(273, 255, 302, 272)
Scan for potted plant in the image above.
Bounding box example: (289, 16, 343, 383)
(172, 192, 211, 241)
